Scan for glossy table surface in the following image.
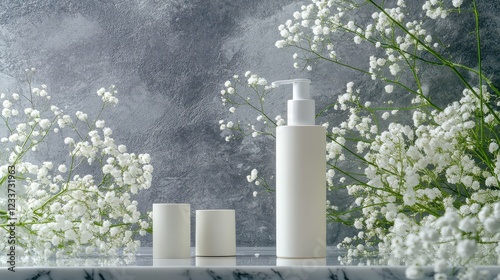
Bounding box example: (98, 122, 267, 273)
(2, 247, 499, 280)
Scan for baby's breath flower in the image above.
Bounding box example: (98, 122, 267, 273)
(2, 108, 11, 118)
(103, 127, 112, 136)
(353, 36, 362, 44)
(489, 142, 499, 153)
(39, 119, 51, 130)
(3, 99, 12, 108)
(97, 87, 105, 96)
(219, 2, 500, 276)
(452, 0, 463, 8)
(1, 81, 152, 259)
(406, 265, 424, 279)
(58, 165, 67, 173)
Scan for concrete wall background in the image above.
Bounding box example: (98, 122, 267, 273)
(1, 0, 498, 247)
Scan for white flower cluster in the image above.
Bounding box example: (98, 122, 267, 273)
(0, 70, 152, 260)
(276, 0, 463, 81)
(422, 0, 464, 19)
(245, 168, 273, 197)
(333, 83, 500, 278)
(96, 85, 119, 105)
(218, 72, 281, 196)
(275, 0, 344, 70)
(247, 169, 260, 185)
(220, 1, 500, 278)
(219, 71, 283, 142)
(325, 82, 382, 187)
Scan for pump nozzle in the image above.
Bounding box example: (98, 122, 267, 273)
(272, 79, 315, 126)
(272, 79, 311, 100)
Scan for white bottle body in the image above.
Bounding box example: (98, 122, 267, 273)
(276, 125, 326, 258)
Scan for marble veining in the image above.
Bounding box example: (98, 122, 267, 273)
(7, 267, 410, 280)
(2, 248, 500, 280)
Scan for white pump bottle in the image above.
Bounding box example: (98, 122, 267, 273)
(273, 79, 326, 259)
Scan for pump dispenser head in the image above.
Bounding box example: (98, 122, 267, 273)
(272, 79, 315, 126)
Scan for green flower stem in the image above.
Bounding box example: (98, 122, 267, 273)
(368, 0, 500, 124)
(9, 112, 59, 170)
(295, 43, 371, 75)
(34, 148, 105, 216)
(470, 131, 495, 174)
(454, 64, 500, 96)
(0, 114, 13, 133)
(314, 8, 444, 110)
(341, 17, 442, 111)
(33, 188, 68, 216)
(333, 202, 389, 217)
(327, 134, 400, 178)
(472, 0, 486, 146)
(256, 176, 274, 192)
(231, 84, 278, 129)
(401, 43, 440, 110)
(316, 103, 338, 118)
(251, 86, 279, 129)
(26, 76, 34, 108)
(331, 159, 444, 218)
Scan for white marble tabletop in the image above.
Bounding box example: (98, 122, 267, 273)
(1, 247, 498, 280)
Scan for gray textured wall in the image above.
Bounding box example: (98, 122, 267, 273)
(1, 0, 499, 248)
(0, 0, 302, 247)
